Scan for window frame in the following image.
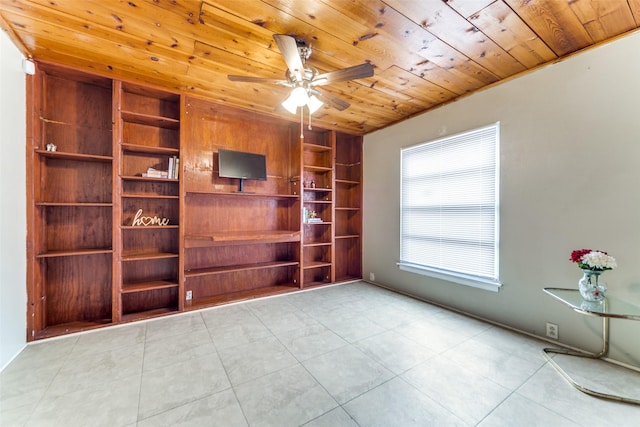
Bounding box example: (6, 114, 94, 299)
(396, 123, 502, 292)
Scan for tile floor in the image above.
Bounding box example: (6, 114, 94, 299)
(1, 281, 639, 426)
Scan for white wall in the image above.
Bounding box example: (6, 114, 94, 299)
(0, 30, 27, 370)
(363, 30, 640, 368)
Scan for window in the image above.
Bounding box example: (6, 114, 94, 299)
(398, 123, 501, 292)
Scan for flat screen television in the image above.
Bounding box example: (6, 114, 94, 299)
(218, 148, 267, 193)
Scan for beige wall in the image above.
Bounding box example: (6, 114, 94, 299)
(0, 30, 27, 370)
(363, 30, 640, 368)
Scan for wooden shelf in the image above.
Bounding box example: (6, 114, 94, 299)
(335, 275, 361, 283)
(121, 193, 179, 199)
(121, 225, 179, 230)
(185, 230, 300, 248)
(36, 248, 113, 258)
(121, 175, 179, 183)
(121, 143, 179, 155)
(35, 318, 113, 339)
(336, 178, 360, 185)
(303, 280, 332, 288)
(121, 111, 180, 129)
(305, 200, 332, 205)
(121, 307, 179, 323)
(303, 241, 332, 247)
(185, 285, 299, 310)
(116, 82, 182, 325)
(185, 261, 299, 278)
(36, 149, 113, 162)
(303, 261, 332, 270)
(27, 65, 362, 340)
(121, 251, 179, 261)
(304, 165, 332, 172)
(303, 142, 332, 152)
(122, 280, 178, 293)
(186, 190, 299, 199)
(36, 202, 112, 207)
(303, 187, 332, 192)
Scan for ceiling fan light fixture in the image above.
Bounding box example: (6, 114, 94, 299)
(281, 95, 299, 114)
(282, 86, 311, 114)
(291, 86, 309, 106)
(308, 95, 323, 114)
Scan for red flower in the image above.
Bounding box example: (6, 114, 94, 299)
(570, 249, 591, 263)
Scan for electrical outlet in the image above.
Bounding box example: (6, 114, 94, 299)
(369, 272, 375, 281)
(546, 322, 558, 340)
(186, 290, 193, 301)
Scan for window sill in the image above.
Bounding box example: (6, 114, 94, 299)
(396, 262, 502, 293)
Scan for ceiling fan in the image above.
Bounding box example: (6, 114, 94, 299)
(228, 34, 374, 117)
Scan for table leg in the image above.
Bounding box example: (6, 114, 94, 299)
(542, 316, 640, 405)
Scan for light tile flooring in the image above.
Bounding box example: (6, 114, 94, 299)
(1, 281, 639, 426)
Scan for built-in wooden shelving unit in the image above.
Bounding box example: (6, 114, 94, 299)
(26, 62, 362, 340)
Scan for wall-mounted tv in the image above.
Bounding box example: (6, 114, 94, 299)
(218, 148, 267, 193)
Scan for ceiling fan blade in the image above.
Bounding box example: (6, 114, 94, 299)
(228, 75, 290, 86)
(273, 34, 305, 81)
(315, 89, 350, 111)
(313, 63, 374, 86)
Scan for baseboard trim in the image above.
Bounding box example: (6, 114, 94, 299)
(363, 279, 640, 373)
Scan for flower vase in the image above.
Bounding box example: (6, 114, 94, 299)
(578, 269, 607, 302)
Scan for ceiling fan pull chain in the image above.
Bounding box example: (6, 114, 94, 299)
(308, 106, 313, 130)
(300, 107, 304, 139)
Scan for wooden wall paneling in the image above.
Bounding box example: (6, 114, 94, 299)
(335, 209, 360, 237)
(186, 266, 299, 298)
(39, 158, 112, 203)
(26, 64, 44, 339)
(121, 288, 178, 319)
(288, 126, 303, 288)
(43, 254, 112, 326)
(112, 80, 124, 323)
(630, 0, 640, 23)
(467, 1, 557, 69)
(335, 237, 362, 282)
(4, 0, 639, 136)
(182, 97, 293, 194)
(25, 62, 362, 338)
(567, 0, 637, 43)
(121, 227, 179, 257)
(27, 63, 115, 338)
(334, 132, 362, 282)
(122, 257, 178, 288)
(115, 80, 181, 322)
(41, 75, 112, 153)
(329, 129, 337, 284)
(43, 206, 111, 252)
(184, 244, 297, 271)
(504, 0, 594, 56)
(178, 95, 188, 310)
(185, 194, 294, 234)
(300, 126, 335, 287)
(181, 98, 302, 308)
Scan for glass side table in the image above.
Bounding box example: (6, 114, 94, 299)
(543, 288, 640, 405)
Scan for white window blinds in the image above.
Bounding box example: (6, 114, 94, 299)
(399, 123, 500, 289)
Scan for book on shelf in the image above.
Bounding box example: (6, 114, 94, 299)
(142, 167, 168, 178)
(168, 156, 179, 179)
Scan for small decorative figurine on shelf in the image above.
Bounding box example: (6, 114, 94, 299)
(45, 143, 57, 152)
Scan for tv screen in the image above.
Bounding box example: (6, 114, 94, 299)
(218, 148, 267, 192)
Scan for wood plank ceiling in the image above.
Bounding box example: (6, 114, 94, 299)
(1, 0, 639, 135)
